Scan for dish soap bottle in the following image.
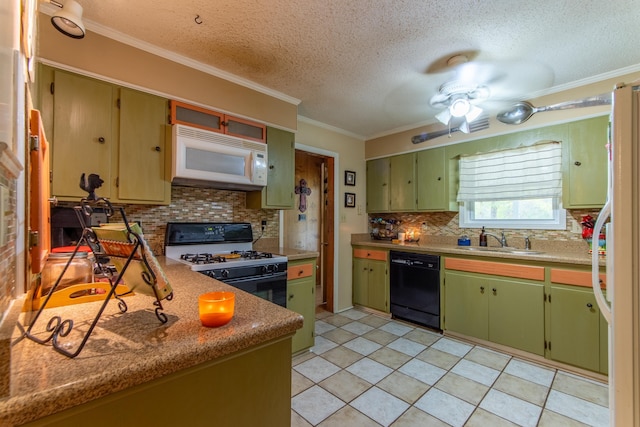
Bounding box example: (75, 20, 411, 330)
(479, 227, 487, 247)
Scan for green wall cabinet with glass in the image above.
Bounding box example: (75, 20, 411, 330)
(246, 127, 295, 209)
(444, 269, 545, 356)
(352, 248, 389, 312)
(547, 267, 608, 374)
(39, 66, 171, 205)
(287, 258, 317, 353)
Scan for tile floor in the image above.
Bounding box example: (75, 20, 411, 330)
(291, 307, 609, 427)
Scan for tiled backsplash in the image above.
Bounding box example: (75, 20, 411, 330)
(0, 170, 17, 321)
(369, 208, 602, 246)
(58, 186, 279, 255)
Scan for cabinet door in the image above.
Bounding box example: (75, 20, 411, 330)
(353, 257, 369, 306)
(224, 115, 266, 143)
(417, 147, 447, 211)
(549, 285, 601, 371)
(389, 153, 416, 211)
(564, 116, 608, 208)
(444, 271, 488, 340)
(600, 312, 609, 374)
(118, 88, 169, 203)
(366, 158, 390, 212)
(489, 277, 545, 355)
(368, 259, 389, 312)
(288, 276, 315, 353)
(52, 71, 114, 199)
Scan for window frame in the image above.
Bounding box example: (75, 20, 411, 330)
(459, 198, 567, 230)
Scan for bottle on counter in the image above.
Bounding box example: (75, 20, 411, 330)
(479, 227, 487, 247)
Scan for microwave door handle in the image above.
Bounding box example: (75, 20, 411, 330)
(248, 152, 254, 180)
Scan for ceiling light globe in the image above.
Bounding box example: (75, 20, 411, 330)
(450, 98, 470, 117)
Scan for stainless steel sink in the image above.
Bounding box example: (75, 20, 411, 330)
(457, 246, 544, 255)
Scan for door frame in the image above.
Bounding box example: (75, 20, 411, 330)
(280, 143, 339, 312)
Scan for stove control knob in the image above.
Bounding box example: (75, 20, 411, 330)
(260, 265, 268, 274)
(272, 264, 279, 272)
(221, 269, 230, 278)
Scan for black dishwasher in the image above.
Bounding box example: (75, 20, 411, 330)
(390, 251, 441, 330)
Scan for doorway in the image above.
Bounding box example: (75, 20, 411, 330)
(283, 149, 335, 311)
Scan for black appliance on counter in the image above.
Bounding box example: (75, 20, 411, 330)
(165, 222, 288, 307)
(389, 250, 441, 329)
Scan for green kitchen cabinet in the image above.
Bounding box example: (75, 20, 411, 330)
(600, 313, 609, 374)
(548, 285, 601, 372)
(443, 271, 489, 339)
(416, 147, 448, 211)
(44, 66, 171, 204)
(287, 258, 317, 353)
(563, 116, 609, 208)
(51, 69, 115, 200)
(118, 88, 171, 203)
(353, 248, 389, 312)
(366, 158, 390, 212)
(246, 127, 295, 209)
(389, 153, 416, 211)
(444, 269, 545, 355)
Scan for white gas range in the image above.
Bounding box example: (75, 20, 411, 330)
(165, 222, 288, 306)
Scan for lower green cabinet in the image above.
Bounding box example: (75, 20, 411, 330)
(444, 269, 545, 356)
(352, 248, 389, 312)
(548, 267, 609, 374)
(287, 258, 317, 353)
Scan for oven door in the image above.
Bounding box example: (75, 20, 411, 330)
(222, 272, 287, 307)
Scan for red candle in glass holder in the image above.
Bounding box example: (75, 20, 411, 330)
(198, 291, 235, 327)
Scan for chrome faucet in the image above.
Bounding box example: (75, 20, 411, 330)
(484, 232, 508, 247)
(525, 236, 531, 250)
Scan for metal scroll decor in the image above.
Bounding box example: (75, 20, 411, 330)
(13, 197, 172, 358)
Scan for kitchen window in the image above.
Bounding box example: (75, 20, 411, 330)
(457, 141, 566, 230)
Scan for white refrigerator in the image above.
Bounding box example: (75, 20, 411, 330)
(592, 81, 640, 426)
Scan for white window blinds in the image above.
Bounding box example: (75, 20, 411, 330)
(457, 141, 562, 202)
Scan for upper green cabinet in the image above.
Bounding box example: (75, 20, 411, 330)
(416, 147, 448, 211)
(563, 116, 609, 208)
(44, 67, 171, 204)
(246, 127, 295, 209)
(390, 153, 416, 211)
(366, 158, 390, 212)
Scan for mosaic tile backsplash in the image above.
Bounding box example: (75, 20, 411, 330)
(58, 186, 279, 255)
(368, 208, 602, 246)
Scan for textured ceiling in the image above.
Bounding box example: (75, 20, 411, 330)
(60, 0, 640, 138)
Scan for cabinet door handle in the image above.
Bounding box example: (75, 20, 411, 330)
(98, 137, 105, 143)
(492, 288, 497, 295)
(587, 303, 593, 308)
(437, 177, 442, 181)
(288, 294, 294, 300)
(480, 286, 485, 293)
(155, 146, 161, 152)
(269, 165, 275, 169)
(408, 180, 412, 184)
(574, 161, 582, 166)
(298, 270, 303, 276)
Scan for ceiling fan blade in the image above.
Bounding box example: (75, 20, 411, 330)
(459, 121, 470, 134)
(435, 109, 451, 125)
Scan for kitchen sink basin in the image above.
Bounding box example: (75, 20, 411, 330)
(457, 246, 544, 255)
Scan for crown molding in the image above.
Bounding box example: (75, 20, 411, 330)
(297, 115, 365, 140)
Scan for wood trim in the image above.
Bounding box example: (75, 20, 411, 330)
(551, 268, 607, 289)
(353, 248, 388, 262)
(324, 157, 335, 312)
(444, 258, 544, 281)
(169, 99, 224, 133)
(224, 114, 266, 143)
(287, 263, 314, 280)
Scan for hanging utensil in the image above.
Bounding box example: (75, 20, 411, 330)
(411, 117, 490, 144)
(496, 93, 612, 125)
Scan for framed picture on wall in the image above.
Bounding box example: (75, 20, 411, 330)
(345, 192, 356, 208)
(345, 170, 356, 186)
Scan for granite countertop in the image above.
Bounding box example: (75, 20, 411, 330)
(352, 235, 603, 267)
(0, 258, 303, 426)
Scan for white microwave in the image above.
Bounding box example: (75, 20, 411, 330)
(171, 124, 267, 191)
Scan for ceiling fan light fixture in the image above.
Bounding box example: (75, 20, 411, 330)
(449, 98, 471, 118)
(49, 0, 86, 39)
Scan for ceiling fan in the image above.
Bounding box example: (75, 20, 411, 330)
(426, 54, 553, 133)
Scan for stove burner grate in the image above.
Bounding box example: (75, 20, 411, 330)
(180, 253, 227, 264)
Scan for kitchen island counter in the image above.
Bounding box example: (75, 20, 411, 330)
(0, 257, 303, 426)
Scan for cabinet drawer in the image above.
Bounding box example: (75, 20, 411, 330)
(353, 249, 388, 261)
(550, 268, 606, 289)
(287, 263, 314, 280)
(445, 258, 544, 281)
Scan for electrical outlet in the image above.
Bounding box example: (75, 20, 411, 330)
(261, 220, 267, 231)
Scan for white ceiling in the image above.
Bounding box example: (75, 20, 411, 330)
(60, 0, 640, 139)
